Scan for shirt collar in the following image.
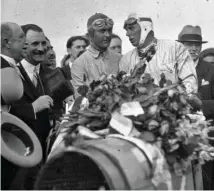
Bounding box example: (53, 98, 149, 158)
(194, 59, 199, 67)
(21, 59, 40, 73)
(0, 54, 16, 67)
(88, 45, 109, 59)
(69, 61, 73, 69)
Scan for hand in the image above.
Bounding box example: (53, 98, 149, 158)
(32, 95, 54, 113)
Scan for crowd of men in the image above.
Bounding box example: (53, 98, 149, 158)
(1, 12, 214, 190)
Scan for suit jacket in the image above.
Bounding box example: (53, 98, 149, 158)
(61, 64, 72, 80)
(10, 62, 51, 150)
(1, 57, 13, 105)
(1, 57, 20, 189)
(40, 65, 67, 120)
(196, 59, 214, 121)
(1, 56, 12, 68)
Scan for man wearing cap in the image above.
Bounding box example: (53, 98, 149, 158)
(178, 25, 214, 190)
(71, 13, 122, 94)
(119, 13, 197, 94)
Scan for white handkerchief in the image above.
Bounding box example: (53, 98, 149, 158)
(201, 79, 209, 86)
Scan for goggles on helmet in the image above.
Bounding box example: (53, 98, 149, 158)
(123, 17, 138, 29)
(90, 18, 114, 30)
(123, 17, 152, 29)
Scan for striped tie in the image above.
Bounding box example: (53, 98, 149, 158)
(32, 67, 38, 87)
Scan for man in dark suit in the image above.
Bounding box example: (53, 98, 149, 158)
(6, 24, 55, 189)
(10, 24, 53, 155)
(1, 22, 26, 190)
(178, 25, 214, 190)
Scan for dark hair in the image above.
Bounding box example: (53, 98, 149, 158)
(111, 33, 122, 41)
(21, 24, 43, 34)
(66, 36, 89, 48)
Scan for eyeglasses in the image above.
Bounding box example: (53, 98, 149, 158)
(91, 18, 114, 30)
(123, 17, 138, 29)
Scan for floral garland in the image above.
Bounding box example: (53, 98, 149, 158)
(54, 55, 214, 189)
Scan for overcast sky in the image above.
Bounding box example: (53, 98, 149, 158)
(1, 0, 214, 66)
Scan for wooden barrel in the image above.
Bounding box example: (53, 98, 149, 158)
(35, 136, 202, 190)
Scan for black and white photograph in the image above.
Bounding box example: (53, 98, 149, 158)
(1, 0, 214, 190)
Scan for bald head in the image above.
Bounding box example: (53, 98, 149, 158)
(1, 22, 25, 62)
(1, 22, 18, 43)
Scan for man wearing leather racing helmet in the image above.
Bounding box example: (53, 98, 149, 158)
(71, 13, 122, 95)
(120, 13, 198, 94)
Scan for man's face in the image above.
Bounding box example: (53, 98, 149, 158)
(92, 26, 113, 50)
(109, 37, 122, 54)
(43, 40, 56, 69)
(24, 30, 47, 65)
(182, 42, 202, 62)
(9, 25, 26, 62)
(125, 23, 141, 47)
(68, 39, 87, 60)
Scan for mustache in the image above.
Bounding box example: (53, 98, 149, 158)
(34, 51, 45, 55)
(190, 52, 199, 56)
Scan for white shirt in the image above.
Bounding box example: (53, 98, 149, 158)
(21, 59, 40, 81)
(0, 54, 17, 67)
(20, 59, 41, 118)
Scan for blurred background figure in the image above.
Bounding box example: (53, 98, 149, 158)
(60, 35, 89, 80)
(42, 36, 56, 69)
(109, 33, 122, 54)
(199, 47, 214, 64)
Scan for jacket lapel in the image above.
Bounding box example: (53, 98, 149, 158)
(1, 57, 12, 68)
(18, 63, 38, 100)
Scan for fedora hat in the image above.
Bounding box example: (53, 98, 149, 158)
(177, 25, 207, 43)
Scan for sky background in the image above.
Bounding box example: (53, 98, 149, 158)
(1, 0, 214, 66)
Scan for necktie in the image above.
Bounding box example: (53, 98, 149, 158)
(32, 67, 38, 87)
(32, 68, 45, 95)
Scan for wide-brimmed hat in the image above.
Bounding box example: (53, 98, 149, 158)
(177, 25, 207, 43)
